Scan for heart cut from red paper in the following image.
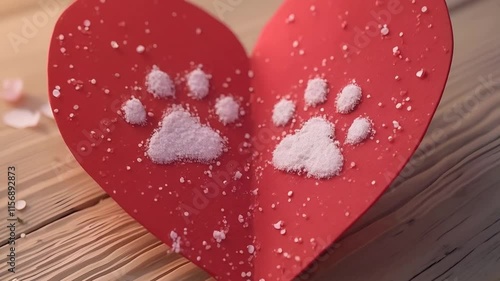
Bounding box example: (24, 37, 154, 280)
(48, 0, 453, 280)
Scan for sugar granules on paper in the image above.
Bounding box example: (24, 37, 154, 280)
(304, 78, 328, 107)
(122, 97, 147, 125)
(273, 117, 343, 179)
(187, 68, 210, 100)
(147, 108, 224, 164)
(336, 83, 362, 114)
(346, 117, 372, 145)
(215, 96, 239, 125)
(146, 66, 175, 98)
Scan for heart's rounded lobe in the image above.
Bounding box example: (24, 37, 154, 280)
(250, 0, 452, 279)
(48, 0, 255, 279)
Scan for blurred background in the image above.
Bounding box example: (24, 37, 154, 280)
(1, 0, 499, 280)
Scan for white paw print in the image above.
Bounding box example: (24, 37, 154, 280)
(120, 66, 241, 164)
(271, 79, 374, 179)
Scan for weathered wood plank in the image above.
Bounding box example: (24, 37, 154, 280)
(0, 128, 107, 245)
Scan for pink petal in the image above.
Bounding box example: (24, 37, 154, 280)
(3, 109, 40, 129)
(1, 79, 24, 103)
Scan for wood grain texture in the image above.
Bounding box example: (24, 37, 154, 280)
(0, 0, 499, 280)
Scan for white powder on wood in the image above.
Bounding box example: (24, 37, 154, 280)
(215, 96, 239, 125)
(346, 117, 372, 145)
(146, 66, 175, 98)
(122, 97, 147, 125)
(272, 99, 295, 126)
(187, 68, 210, 100)
(272, 117, 344, 179)
(336, 83, 362, 114)
(304, 78, 328, 106)
(147, 108, 224, 164)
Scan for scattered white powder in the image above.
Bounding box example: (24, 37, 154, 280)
(213, 230, 226, 243)
(170, 231, 181, 253)
(336, 83, 362, 114)
(122, 97, 147, 125)
(146, 66, 175, 98)
(215, 96, 239, 125)
(272, 99, 295, 126)
(187, 68, 210, 100)
(346, 117, 372, 145)
(304, 78, 328, 106)
(147, 108, 224, 164)
(272, 117, 344, 179)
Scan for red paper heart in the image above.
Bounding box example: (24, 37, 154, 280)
(48, 0, 453, 280)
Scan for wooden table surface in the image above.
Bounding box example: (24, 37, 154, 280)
(1, 0, 499, 280)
